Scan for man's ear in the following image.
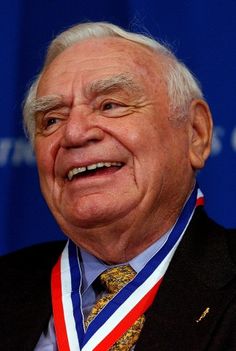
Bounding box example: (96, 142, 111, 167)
(188, 99, 213, 170)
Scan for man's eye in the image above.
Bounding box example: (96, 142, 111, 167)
(45, 117, 58, 128)
(102, 102, 120, 111)
(37, 113, 65, 135)
(99, 100, 131, 118)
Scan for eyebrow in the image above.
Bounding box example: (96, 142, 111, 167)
(29, 94, 65, 115)
(30, 73, 143, 115)
(85, 73, 143, 98)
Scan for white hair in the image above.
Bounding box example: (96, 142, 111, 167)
(23, 21, 203, 143)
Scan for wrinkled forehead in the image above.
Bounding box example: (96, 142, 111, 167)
(38, 37, 168, 90)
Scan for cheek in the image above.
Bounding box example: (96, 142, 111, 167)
(111, 118, 158, 152)
(129, 124, 187, 182)
(35, 141, 61, 209)
(35, 139, 57, 179)
(118, 125, 164, 184)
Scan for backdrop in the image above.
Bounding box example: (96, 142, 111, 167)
(1, 0, 236, 255)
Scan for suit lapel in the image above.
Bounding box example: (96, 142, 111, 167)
(136, 208, 236, 351)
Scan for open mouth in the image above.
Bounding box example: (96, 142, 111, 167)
(67, 162, 124, 181)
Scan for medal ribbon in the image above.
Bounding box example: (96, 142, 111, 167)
(52, 185, 204, 351)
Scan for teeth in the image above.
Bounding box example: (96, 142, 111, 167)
(87, 164, 97, 170)
(68, 167, 86, 180)
(67, 162, 122, 180)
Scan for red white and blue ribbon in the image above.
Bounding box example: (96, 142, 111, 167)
(51, 185, 204, 351)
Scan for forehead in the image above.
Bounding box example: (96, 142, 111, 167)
(37, 37, 167, 96)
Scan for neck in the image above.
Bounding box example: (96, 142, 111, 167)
(63, 203, 184, 264)
(60, 183, 195, 264)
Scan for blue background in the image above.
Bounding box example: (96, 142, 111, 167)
(1, 0, 235, 254)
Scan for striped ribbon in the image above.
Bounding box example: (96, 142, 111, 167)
(51, 185, 204, 351)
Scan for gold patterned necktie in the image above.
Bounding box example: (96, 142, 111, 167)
(85, 265, 145, 350)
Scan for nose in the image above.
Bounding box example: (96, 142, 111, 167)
(61, 106, 105, 148)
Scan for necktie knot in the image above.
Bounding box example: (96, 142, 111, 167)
(100, 265, 136, 293)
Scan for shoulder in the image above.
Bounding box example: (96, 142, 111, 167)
(173, 207, 236, 288)
(189, 206, 236, 256)
(0, 242, 66, 349)
(0, 241, 66, 313)
(205, 213, 236, 267)
(226, 229, 236, 262)
(0, 241, 66, 278)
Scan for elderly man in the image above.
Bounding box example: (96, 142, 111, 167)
(1, 22, 236, 351)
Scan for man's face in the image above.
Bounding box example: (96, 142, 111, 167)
(35, 37, 194, 248)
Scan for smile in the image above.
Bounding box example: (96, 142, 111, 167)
(67, 162, 123, 181)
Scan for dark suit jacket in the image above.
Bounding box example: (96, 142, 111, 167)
(1, 207, 236, 351)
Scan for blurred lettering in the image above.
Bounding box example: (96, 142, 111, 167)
(231, 127, 236, 152)
(211, 126, 225, 156)
(0, 138, 35, 167)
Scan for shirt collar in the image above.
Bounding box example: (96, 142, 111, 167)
(80, 229, 171, 295)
